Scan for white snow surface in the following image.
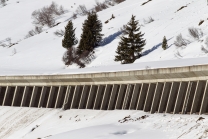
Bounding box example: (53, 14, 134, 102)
(0, 106, 208, 139)
(1, 0, 208, 75)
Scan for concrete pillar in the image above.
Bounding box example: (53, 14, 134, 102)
(29, 86, 38, 107)
(12, 86, 20, 106)
(71, 85, 83, 109)
(191, 81, 206, 114)
(130, 84, 142, 110)
(123, 84, 135, 110)
(79, 85, 91, 109)
(144, 83, 156, 112)
(0, 87, 6, 105)
(158, 82, 172, 113)
(183, 81, 197, 114)
(150, 83, 164, 114)
(93, 85, 105, 109)
(86, 85, 98, 109)
(101, 85, 113, 110)
(182, 82, 192, 114)
(137, 83, 149, 110)
(55, 86, 64, 108)
(173, 82, 188, 114)
(62, 86, 71, 110)
(21, 86, 29, 107)
(46, 86, 56, 108)
(166, 82, 180, 113)
(115, 84, 127, 109)
(108, 84, 119, 110)
(38, 86, 47, 108)
(122, 84, 130, 110)
(200, 81, 208, 114)
(2, 86, 11, 106)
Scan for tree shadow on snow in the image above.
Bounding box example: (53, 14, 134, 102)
(142, 37, 173, 56)
(98, 31, 122, 47)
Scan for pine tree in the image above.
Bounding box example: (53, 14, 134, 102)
(62, 20, 78, 49)
(115, 15, 146, 64)
(77, 12, 103, 55)
(162, 36, 168, 50)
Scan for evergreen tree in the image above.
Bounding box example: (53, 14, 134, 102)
(162, 36, 168, 50)
(77, 12, 103, 55)
(62, 20, 78, 49)
(115, 15, 146, 64)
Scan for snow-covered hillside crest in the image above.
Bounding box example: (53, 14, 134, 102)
(1, 0, 208, 75)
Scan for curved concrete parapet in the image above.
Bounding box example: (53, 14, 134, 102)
(0, 64, 208, 114)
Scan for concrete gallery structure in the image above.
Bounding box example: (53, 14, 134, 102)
(1, 64, 208, 114)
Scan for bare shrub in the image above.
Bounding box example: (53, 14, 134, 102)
(0, 37, 12, 47)
(143, 16, 154, 24)
(201, 45, 208, 53)
(188, 27, 203, 40)
(78, 50, 95, 65)
(119, 25, 128, 35)
(174, 34, 190, 47)
(94, 0, 108, 12)
(75, 5, 88, 16)
(25, 26, 43, 39)
(32, 2, 66, 27)
(72, 12, 77, 19)
(62, 47, 77, 65)
(54, 29, 65, 37)
(113, 0, 125, 4)
(174, 50, 183, 58)
(0, 0, 6, 6)
(205, 37, 208, 47)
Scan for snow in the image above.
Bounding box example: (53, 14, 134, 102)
(1, 0, 208, 138)
(0, 106, 208, 139)
(1, 0, 208, 75)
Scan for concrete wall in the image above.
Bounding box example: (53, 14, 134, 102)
(1, 65, 208, 114)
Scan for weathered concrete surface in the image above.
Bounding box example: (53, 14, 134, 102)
(1, 65, 208, 86)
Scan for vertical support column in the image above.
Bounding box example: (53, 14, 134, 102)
(183, 81, 197, 114)
(0, 87, 6, 105)
(46, 86, 56, 108)
(173, 82, 188, 114)
(122, 84, 130, 110)
(29, 86, 38, 107)
(150, 83, 164, 114)
(55, 86, 64, 108)
(200, 81, 208, 114)
(191, 80, 206, 114)
(108, 84, 119, 110)
(123, 84, 135, 110)
(115, 84, 127, 109)
(12, 86, 20, 106)
(86, 85, 98, 109)
(137, 83, 149, 110)
(130, 84, 142, 110)
(62, 86, 71, 110)
(93, 85, 104, 110)
(166, 82, 180, 113)
(101, 85, 113, 110)
(144, 83, 156, 112)
(79, 85, 91, 109)
(2, 86, 11, 106)
(71, 85, 83, 109)
(158, 82, 172, 113)
(182, 82, 192, 114)
(21, 86, 29, 107)
(38, 86, 47, 108)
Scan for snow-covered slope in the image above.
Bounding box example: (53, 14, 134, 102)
(1, 0, 208, 75)
(1, 107, 208, 139)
